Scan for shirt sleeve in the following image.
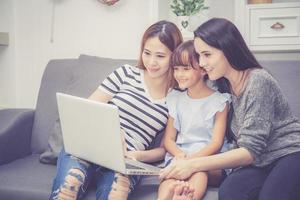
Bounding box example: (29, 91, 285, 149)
(236, 76, 275, 165)
(166, 90, 181, 131)
(205, 92, 231, 120)
(98, 66, 126, 96)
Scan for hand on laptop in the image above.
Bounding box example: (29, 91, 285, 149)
(121, 129, 141, 161)
(125, 151, 141, 161)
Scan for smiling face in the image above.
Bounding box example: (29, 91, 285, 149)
(142, 36, 172, 79)
(194, 37, 232, 81)
(174, 65, 205, 90)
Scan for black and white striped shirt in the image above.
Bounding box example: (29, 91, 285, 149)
(99, 65, 168, 151)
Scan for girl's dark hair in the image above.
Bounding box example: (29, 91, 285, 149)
(194, 18, 262, 142)
(170, 40, 207, 89)
(170, 40, 199, 69)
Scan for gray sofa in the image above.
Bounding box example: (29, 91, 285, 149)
(0, 54, 299, 200)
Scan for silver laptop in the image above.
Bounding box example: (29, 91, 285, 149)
(56, 93, 161, 175)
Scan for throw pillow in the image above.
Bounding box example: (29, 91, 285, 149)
(39, 118, 63, 165)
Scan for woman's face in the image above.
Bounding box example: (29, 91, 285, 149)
(142, 36, 172, 79)
(194, 37, 232, 81)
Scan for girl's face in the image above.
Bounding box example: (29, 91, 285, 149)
(142, 37, 172, 79)
(194, 37, 232, 81)
(174, 65, 205, 90)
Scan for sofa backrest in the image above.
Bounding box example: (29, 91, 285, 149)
(31, 55, 136, 153)
(30, 57, 300, 153)
(260, 60, 300, 119)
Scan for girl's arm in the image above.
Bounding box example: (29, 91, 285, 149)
(160, 147, 254, 180)
(164, 116, 186, 158)
(187, 104, 228, 159)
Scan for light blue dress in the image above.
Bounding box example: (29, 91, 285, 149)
(165, 89, 231, 165)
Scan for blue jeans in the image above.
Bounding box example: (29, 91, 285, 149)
(49, 149, 140, 200)
(219, 151, 300, 200)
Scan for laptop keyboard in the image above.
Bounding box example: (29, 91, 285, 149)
(125, 163, 145, 170)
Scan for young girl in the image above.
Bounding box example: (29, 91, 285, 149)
(160, 18, 300, 200)
(49, 20, 183, 200)
(158, 40, 230, 200)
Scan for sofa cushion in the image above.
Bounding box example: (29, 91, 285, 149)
(39, 118, 63, 165)
(31, 59, 80, 153)
(0, 155, 56, 200)
(32, 55, 136, 154)
(260, 60, 300, 118)
(0, 154, 218, 200)
(0, 154, 99, 200)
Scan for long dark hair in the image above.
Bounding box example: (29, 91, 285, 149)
(194, 18, 262, 142)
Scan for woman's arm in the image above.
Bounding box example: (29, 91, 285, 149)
(160, 147, 254, 180)
(88, 88, 113, 103)
(126, 131, 166, 163)
(126, 147, 166, 163)
(164, 116, 186, 158)
(126, 116, 185, 163)
(188, 104, 228, 159)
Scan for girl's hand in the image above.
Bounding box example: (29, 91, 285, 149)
(159, 159, 195, 181)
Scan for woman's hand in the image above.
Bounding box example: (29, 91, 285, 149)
(174, 152, 188, 160)
(159, 159, 195, 181)
(125, 150, 141, 161)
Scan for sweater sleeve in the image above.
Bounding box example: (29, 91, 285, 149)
(236, 75, 275, 165)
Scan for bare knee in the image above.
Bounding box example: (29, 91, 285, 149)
(57, 168, 85, 200)
(108, 173, 131, 200)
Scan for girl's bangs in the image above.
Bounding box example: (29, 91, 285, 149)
(171, 49, 190, 67)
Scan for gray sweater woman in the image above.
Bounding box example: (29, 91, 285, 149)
(231, 68, 300, 167)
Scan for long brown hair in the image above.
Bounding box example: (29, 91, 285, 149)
(137, 20, 183, 89)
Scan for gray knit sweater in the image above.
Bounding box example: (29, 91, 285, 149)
(231, 69, 300, 167)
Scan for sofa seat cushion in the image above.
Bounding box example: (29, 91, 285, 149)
(0, 154, 97, 200)
(0, 154, 165, 200)
(0, 154, 57, 200)
(0, 154, 218, 200)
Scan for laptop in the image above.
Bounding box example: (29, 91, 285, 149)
(56, 92, 161, 175)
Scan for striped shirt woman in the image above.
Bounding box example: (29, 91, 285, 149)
(99, 64, 168, 151)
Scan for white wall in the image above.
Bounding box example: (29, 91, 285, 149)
(1, 0, 299, 109)
(3, 0, 155, 108)
(0, 0, 16, 108)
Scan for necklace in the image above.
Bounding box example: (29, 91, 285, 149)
(231, 70, 248, 96)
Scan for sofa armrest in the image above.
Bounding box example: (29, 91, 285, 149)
(0, 108, 35, 165)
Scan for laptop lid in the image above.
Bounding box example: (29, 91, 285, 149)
(56, 93, 127, 174)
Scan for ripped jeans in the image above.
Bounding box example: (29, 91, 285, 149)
(49, 148, 140, 200)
